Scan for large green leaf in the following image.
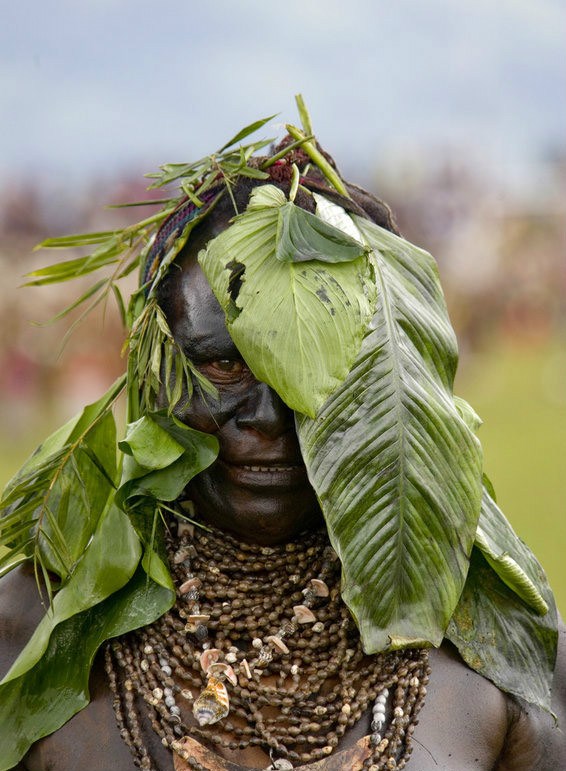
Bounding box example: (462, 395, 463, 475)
(199, 185, 377, 417)
(275, 198, 370, 263)
(446, 548, 557, 711)
(474, 485, 549, 615)
(117, 411, 219, 506)
(0, 566, 173, 771)
(1, 378, 125, 582)
(1, 376, 124, 503)
(297, 218, 483, 652)
(36, 410, 118, 577)
(2, 504, 141, 684)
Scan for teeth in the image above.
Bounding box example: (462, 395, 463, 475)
(242, 465, 296, 472)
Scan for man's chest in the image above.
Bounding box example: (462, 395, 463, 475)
(22, 646, 517, 771)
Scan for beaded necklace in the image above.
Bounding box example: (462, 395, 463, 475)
(106, 519, 430, 770)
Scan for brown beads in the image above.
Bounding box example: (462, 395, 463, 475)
(106, 517, 430, 771)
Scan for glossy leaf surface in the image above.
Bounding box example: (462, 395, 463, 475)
(276, 199, 369, 264)
(2, 504, 141, 683)
(475, 486, 549, 615)
(447, 548, 557, 710)
(1, 378, 125, 582)
(0, 567, 173, 771)
(297, 218, 483, 652)
(117, 411, 219, 505)
(200, 186, 376, 417)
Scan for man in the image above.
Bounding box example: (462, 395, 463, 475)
(1, 121, 565, 770)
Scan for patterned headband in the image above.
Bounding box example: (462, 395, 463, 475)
(141, 186, 223, 291)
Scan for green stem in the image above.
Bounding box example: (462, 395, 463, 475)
(285, 125, 350, 198)
(289, 164, 300, 203)
(260, 135, 315, 168)
(126, 348, 140, 424)
(295, 93, 314, 137)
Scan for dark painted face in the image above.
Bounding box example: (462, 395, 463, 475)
(165, 219, 322, 545)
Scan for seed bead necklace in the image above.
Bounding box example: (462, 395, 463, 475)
(106, 518, 430, 770)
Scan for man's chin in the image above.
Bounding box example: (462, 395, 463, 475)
(185, 473, 323, 545)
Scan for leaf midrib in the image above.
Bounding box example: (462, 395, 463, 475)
(371, 250, 409, 615)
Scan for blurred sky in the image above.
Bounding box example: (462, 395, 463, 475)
(2, 0, 565, 189)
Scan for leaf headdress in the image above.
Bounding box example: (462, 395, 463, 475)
(0, 97, 557, 769)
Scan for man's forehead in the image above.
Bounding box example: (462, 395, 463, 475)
(174, 259, 239, 359)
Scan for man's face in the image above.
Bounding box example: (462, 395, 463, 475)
(165, 226, 322, 544)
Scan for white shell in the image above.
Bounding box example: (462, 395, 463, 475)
(200, 648, 221, 672)
(177, 520, 195, 537)
(179, 576, 201, 594)
(266, 635, 290, 655)
(240, 659, 252, 679)
(173, 549, 190, 564)
(309, 578, 329, 597)
(188, 614, 210, 624)
(208, 662, 238, 687)
(293, 605, 316, 624)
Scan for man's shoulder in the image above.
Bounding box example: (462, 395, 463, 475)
(429, 620, 566, 771)
(0, 564, 46, 679)
(508, 616, 566, 771)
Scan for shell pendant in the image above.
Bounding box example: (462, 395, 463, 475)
(192, 676, 230, 726)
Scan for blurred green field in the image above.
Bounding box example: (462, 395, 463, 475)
(456, 337, 566, 617)
(1, 336, 564, 615)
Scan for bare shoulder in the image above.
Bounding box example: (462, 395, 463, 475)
(497, 617, 566, 771)
(0, 564, 47, 679)
(412, 632, 566, 771)
(410, 641, 509, 770)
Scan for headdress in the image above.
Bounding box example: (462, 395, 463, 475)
(0, 96, 557, 770)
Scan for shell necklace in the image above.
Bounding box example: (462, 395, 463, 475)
(106, 518, 430, 770)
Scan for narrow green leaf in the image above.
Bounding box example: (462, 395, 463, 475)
(218, 114, 277, 152)
(236, 165, 270, 180)
(106, 198, 172, 209)
(295, 93, 314, 137)
(43, 279, 108, 324)
(36, 231, 118, 249)
(111, 283, 127, 326)
(41, 501, 73, 576)
(0, 550, 30, 578)
(66, 375, 126, 442)
(1, 501, 42, 530)
(0, 519, 36, 546)
(24, 248, 120, 285)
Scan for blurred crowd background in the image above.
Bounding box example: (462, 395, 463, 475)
(1, 0, 565, 612)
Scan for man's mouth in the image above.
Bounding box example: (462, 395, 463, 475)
(239, 464, 300, 472)
(216, 459, 308, 488)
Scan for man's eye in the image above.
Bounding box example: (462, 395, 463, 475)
(215, 359, 242, 373)
(198, 359, 247, 383)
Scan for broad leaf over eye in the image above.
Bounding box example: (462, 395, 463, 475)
(199, 186, 377, 418)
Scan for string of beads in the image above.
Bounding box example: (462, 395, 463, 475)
(106, 518, 430, 770)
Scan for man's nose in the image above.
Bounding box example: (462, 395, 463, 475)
(236, 381, 294, 438)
